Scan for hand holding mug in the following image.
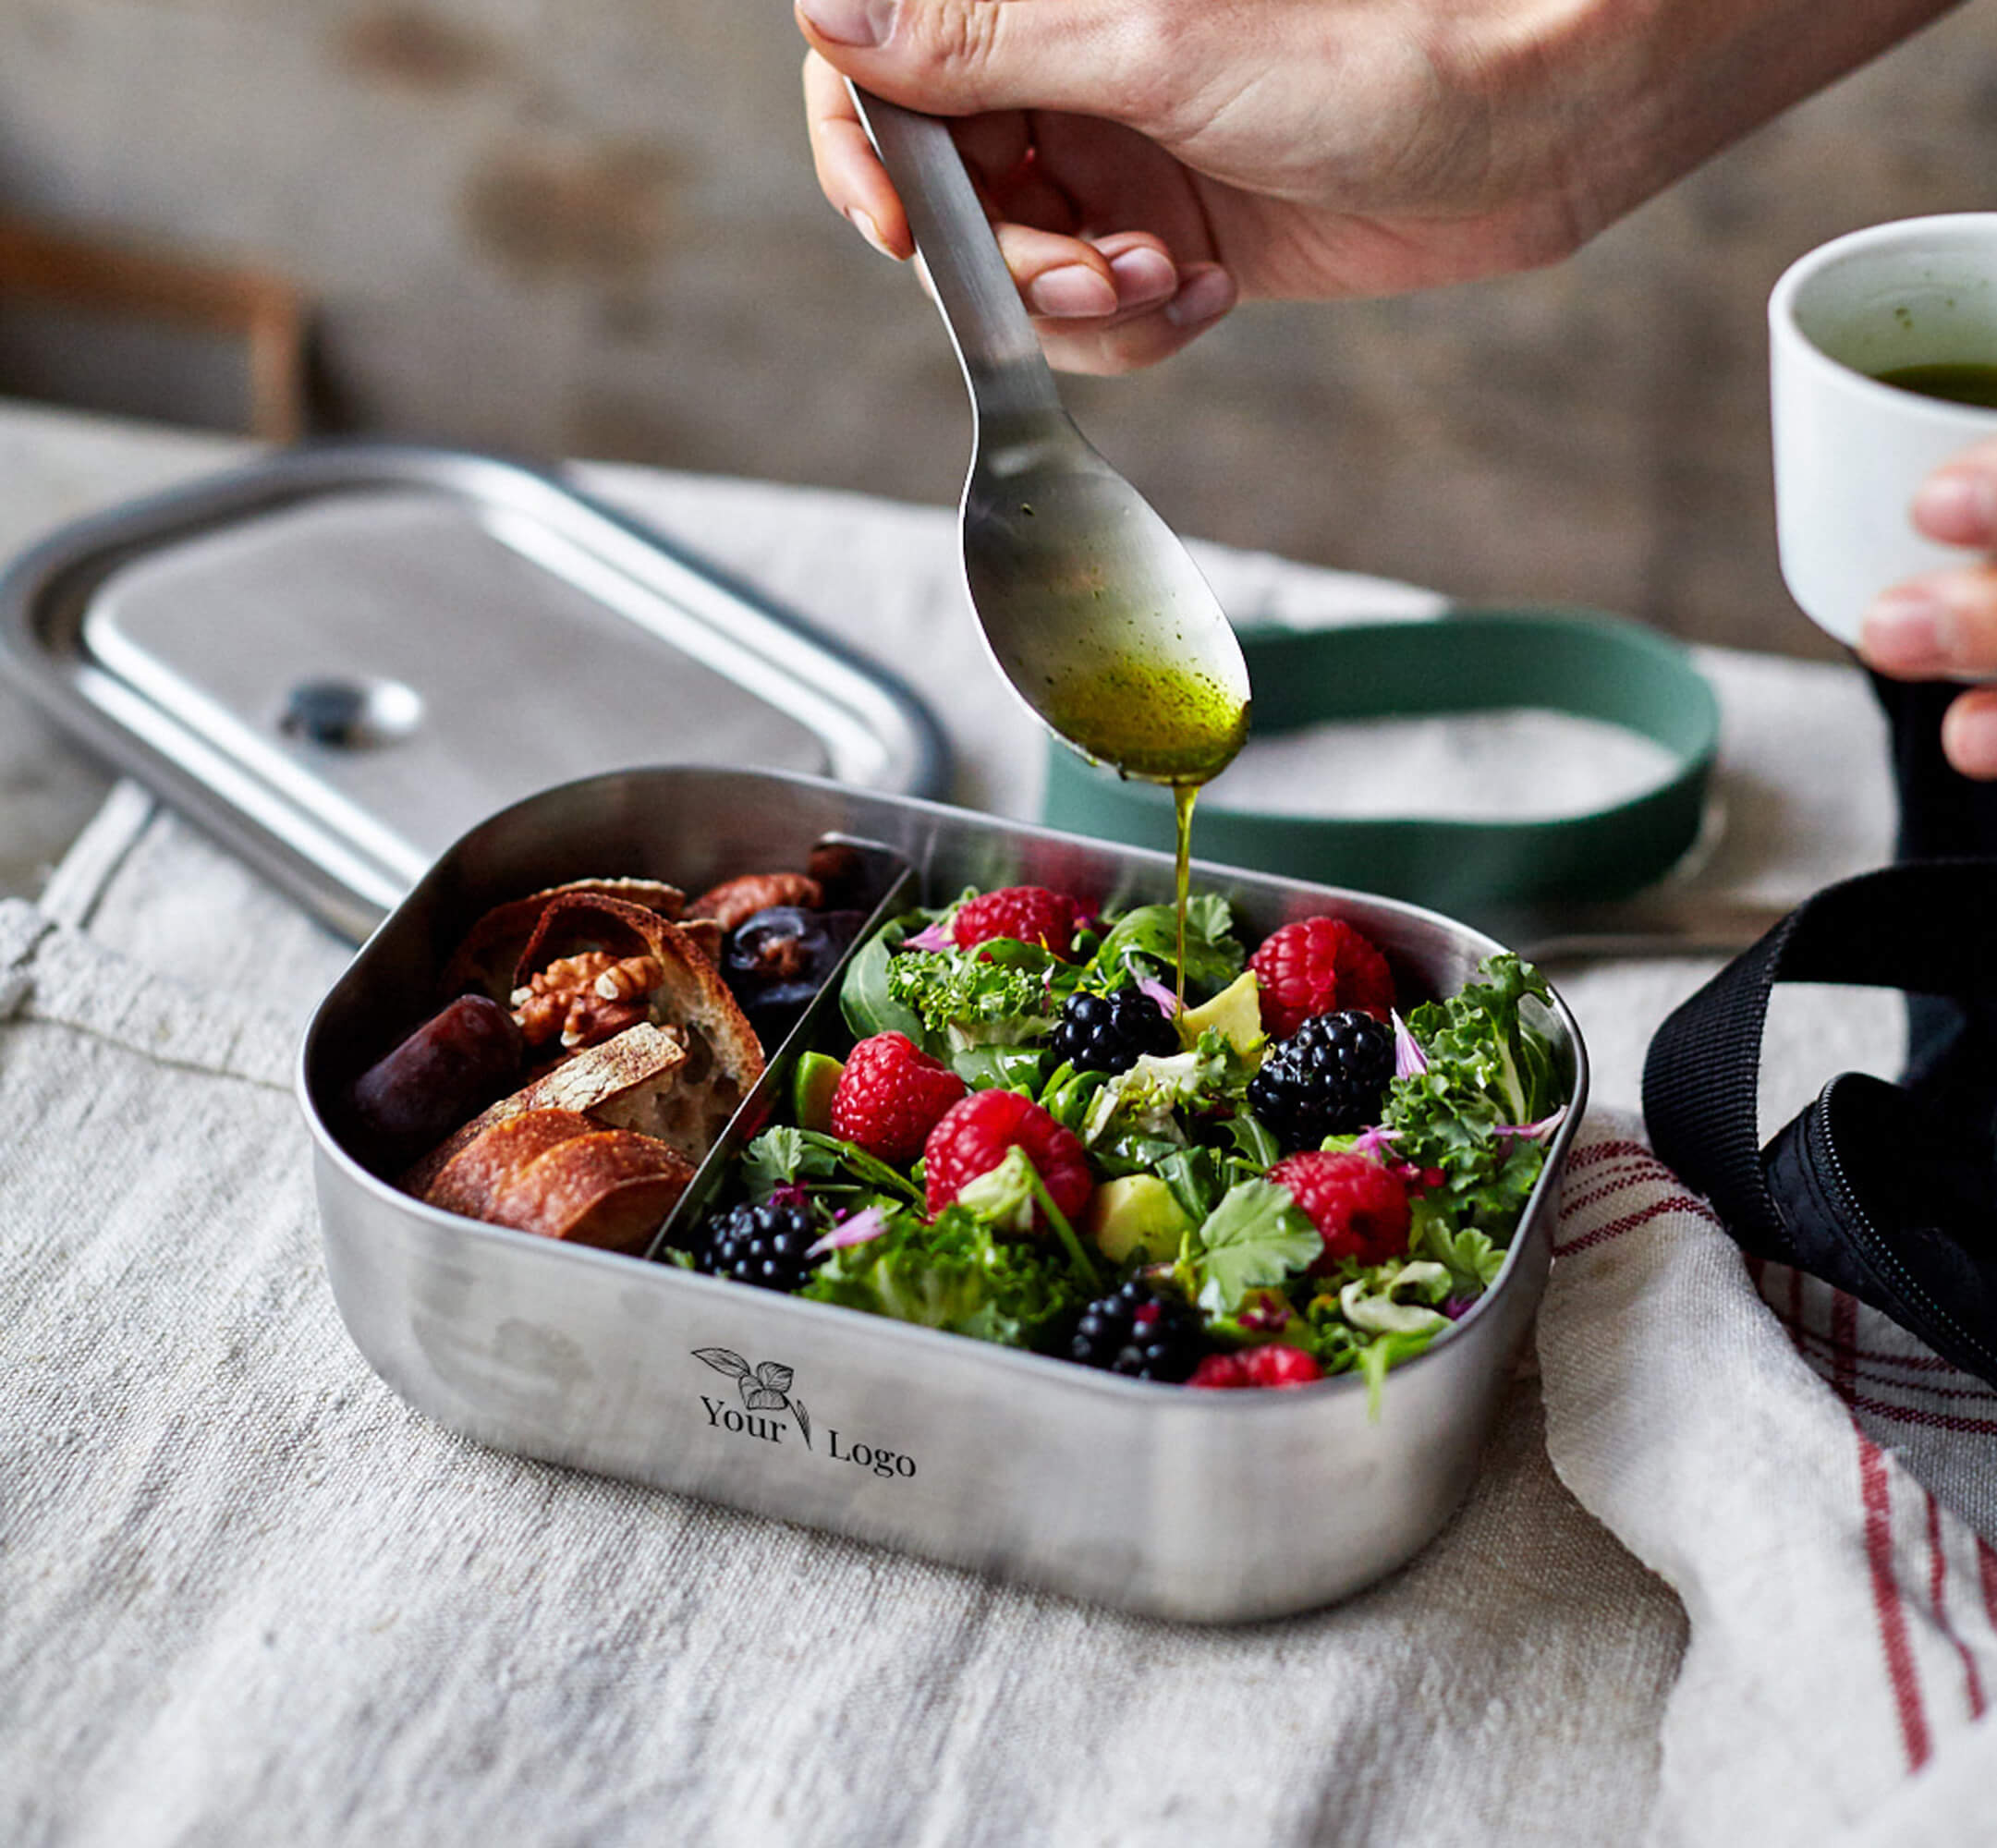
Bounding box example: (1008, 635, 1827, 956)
(1859, 439, 1997, 778)
(1771, 214, 1997, 782)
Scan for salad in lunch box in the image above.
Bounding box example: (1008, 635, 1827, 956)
(667, 882, 1566, 1396)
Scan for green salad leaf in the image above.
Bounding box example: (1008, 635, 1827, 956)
(1413, 1211, 1508, 1295)
(1088, 898, 1244, 999)
(740, 1126, 923, 1206)
(884, 941, 1065, 1054)
(840, 916, 928, 1044)
(1384, 953, 1561, 1240)
(800, 1205, 1081, 1348)
(1081, 1030, 1248, 1148)
(1182, 1177, 1321, 1315)
(948, 1044, 1047, 1091)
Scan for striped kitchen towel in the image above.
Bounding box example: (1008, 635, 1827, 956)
(1540, 1114, 1997, 1848)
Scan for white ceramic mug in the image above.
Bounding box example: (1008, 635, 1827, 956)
(1771, 213, 1997, 653)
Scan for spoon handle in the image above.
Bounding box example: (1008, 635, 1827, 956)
(847, 83, 1065, 423)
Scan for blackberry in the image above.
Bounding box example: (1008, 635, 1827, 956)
(1065, 1279, 1207, 1383)
(1246, 1009, 1394, 1151)
(1048, 985, 1178, 1075)
(692, 1199, 822, 1293)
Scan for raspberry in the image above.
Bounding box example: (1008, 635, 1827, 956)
(1248, 917, 1394, 1040)
(952, 886, 1083, 958)
(1190, 1345, 1325, 1389)
(829, 1032, 966, 1165)
(1268, 1150, 1411, 1270)
(924, 1088, 1093, 1232)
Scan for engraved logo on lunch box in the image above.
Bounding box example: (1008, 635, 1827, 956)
(689, 1348, 917, 1478)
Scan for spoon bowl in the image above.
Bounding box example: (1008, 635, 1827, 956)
(851, 87, 1251, 785)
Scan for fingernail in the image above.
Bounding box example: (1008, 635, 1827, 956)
(796, 0, 895, 47)
(846, 207, 894, 259)
(1942, 699, 1997, 779)
(1107, 247, 1176, 308)
(1164, 265, 1236, 329)
(1913, 469, 1997, 545)
(1026, 263, 1118, 319)
(1861, 585, 1953, 668)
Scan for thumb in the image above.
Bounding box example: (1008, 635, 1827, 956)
(795, 0, 1132, 121)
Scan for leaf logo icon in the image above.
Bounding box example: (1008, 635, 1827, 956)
(689, 1348, 811, 1450)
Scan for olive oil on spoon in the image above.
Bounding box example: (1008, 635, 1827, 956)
(847, 87, 1251, 999)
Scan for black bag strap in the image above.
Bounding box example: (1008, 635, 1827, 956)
(1642, 858, 1997, 1262)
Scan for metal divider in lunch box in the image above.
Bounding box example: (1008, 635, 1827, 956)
(299, 768, 1589, 1623)
(0, 443, 949, 942)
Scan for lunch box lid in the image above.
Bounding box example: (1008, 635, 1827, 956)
(0, 443, 949, 941)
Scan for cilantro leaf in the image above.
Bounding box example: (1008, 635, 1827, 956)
(1185, 1178, 1321, 1315)
(1413, 1209, 1508, 1296)
(740, 1126, 922, 1205)
(741, 1125, 842, 1195)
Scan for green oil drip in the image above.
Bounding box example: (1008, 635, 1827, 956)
(1042, 654, 1245, 1001)
(1173, 784, 1197, 1013)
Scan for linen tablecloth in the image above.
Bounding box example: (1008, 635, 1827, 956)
(5, 460, 1995, 1845)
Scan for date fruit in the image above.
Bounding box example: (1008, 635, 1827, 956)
(722, 906, 867, 1043)
(349, 994, 525, 1165)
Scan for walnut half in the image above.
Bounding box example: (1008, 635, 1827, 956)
(511, 952, 664, 1052)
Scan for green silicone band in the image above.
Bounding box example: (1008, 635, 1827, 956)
(1040, 608, 1720, 914)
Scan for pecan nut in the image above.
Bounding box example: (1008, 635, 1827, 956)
(686, 872, 822, 933)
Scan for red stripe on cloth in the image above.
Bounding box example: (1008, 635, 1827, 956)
(1858, 1428, 1931, 1769)
(1551, 1193, 1721, 1257)
(1926, 1493, 1986, 1720)
(1979, 1540, 1997, 1634)
(1782, 1336, 1997, 1402)
(1841, 1392, 1997, 1437)
(1561, 1165, 1672, 1216)
(1778, 1321, 1983, 1379)
(1563, 1138, 1653, 1173)
(1833, 1293, 1858, 1403)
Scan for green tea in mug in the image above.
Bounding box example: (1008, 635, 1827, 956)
(1873, 362, 1997, 408)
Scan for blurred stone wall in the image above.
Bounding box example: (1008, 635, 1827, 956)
(2, 0, 1993, 655)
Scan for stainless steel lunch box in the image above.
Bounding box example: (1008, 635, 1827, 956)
(298, 766, 1588, 1623)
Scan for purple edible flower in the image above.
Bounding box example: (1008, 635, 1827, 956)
(1136, 975, 1181, 1018)
(1442, 1295, 1478, 1321)
(805, 1204, 891, 1258)
(899, 919, 955, 954)
(1392, 1010, 1429, 1080)
(1493, 1104, 1568, 1142)
(769, 1181, 810, 1211)
(1348, 1124, 1402, 1163)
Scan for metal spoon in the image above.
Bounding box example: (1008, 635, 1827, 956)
(849, 86, 1251, 785)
